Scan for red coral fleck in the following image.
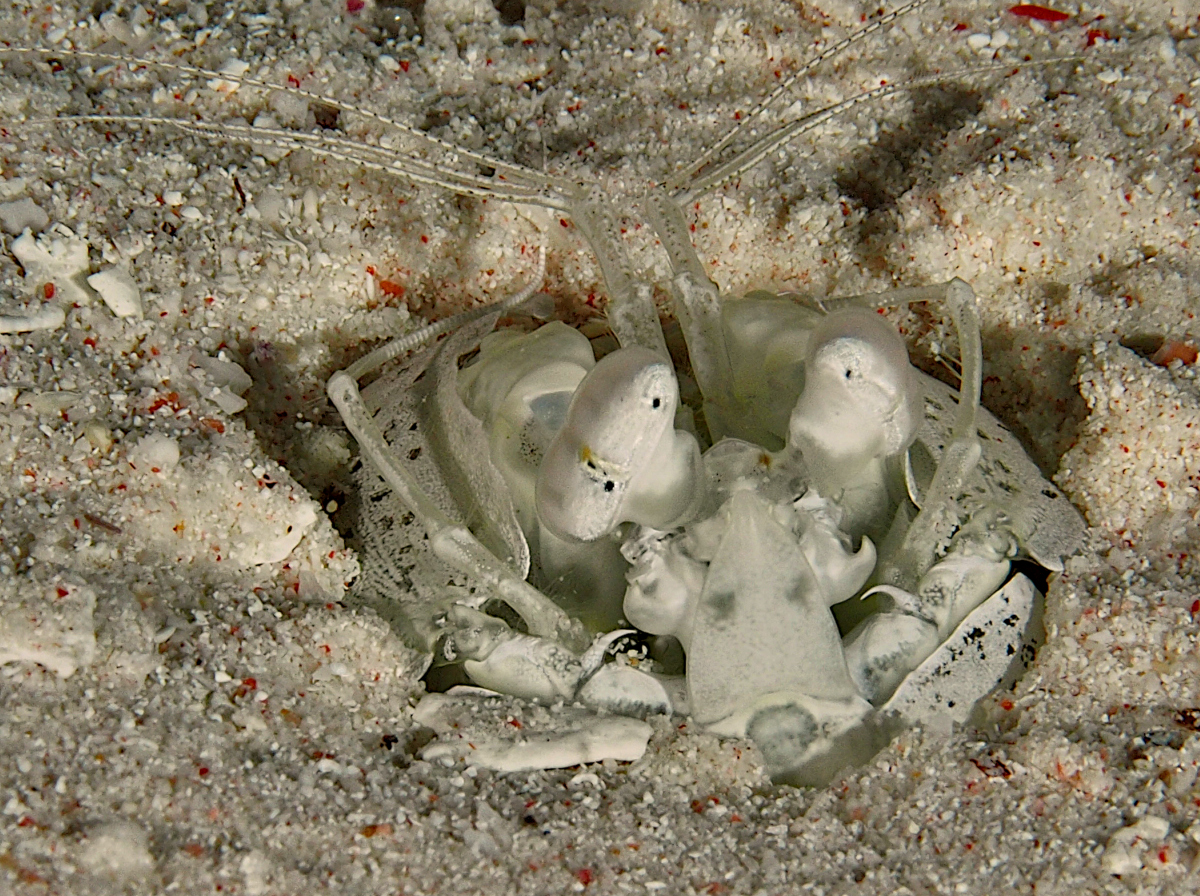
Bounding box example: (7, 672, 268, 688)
(346, 0, 365, 13)
(1009, 4, 1070, 22)
(574, 868, 594, 885)
(379, 279, 405, 299)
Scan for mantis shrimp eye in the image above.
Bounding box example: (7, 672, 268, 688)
(788, 308, 921, 481)
(536, 347, 701, 542)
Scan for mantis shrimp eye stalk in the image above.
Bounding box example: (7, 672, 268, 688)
(788, 308, 922, 493)
(536, 347, 703, 542)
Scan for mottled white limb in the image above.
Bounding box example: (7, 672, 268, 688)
(328, 373, 582, 647)
(667, 0, 936, 193)
(327, 248, 585, 649)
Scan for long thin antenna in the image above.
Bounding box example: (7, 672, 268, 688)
(672, 57, 1084, 203)
(0, 46, 571, 194)
(666, 0, 936, 192)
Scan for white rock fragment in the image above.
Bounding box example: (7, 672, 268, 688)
(966, 33, 991, 50)
(87, 266, 143, 319)
(78, 821, 155, 882)
(84, 420, 115, 452)
(129, 433, 181, 473)
(199, 356, 255, 394)
(240, 849, 274, 896)
(11, 227, 92, 307)
(0, 304, 65, 334)
(194, 355, 254, 414)
(422, 716, 652, 772)
(1102, 816, 1171, 875)
(231, 500, 318, 565)
(208, 58, 250, 93)
(0, 197, 50, 234)
(0, 578, 96, 678)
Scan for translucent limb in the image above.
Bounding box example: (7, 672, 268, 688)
(862, 279, 984, 590)
(344, 247, 545, 383)
(570, 199, 669, 358)
(643, 190, 736, 436)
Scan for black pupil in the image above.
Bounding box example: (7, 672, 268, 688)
(652, 397, 661, 408)
(604, 481, 615, 492)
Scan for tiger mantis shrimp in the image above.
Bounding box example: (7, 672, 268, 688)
(314, 4, 1087, 783)
(1, 0, 1094, 783)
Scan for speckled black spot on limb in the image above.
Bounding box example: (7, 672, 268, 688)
(409, 421, 419, 431)
(1042, 488, 1059, 499)
(964, 626, 986, 643)
(1002, 613, 1020, 627)
(369, 492, 388, 503)
(400, 511, 415, 526)
(408, 447, 422, 460)
(1006, 644, 1015, 655)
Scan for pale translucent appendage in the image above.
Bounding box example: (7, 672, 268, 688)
(848, 279, 984, 591)
(570, 199, 670, 360)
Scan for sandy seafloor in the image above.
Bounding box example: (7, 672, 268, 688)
(1, 0, 1200, 892)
